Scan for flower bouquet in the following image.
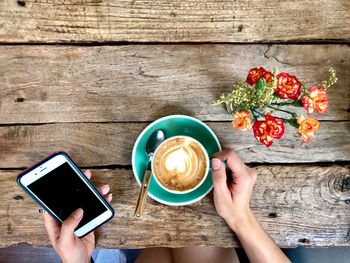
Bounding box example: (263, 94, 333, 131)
(212, 67, 337, 147)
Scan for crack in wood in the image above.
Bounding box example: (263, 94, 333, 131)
(263, 45, 296, 67)
(7, 223, 13, 234)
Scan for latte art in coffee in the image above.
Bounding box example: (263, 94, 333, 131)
(153, 137, 207, 192)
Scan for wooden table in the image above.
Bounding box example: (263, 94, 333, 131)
(0, 0, 349, 249)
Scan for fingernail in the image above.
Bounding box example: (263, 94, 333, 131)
(103, 185, 110, 191)
(73, 208, 83, 219)
(211, 158, 221, 170)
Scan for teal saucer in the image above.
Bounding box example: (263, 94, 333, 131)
(132, 115, 222, 206)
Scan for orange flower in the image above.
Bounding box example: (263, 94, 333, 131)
(302, 86, 328, 115)
(297, 114, 320, 142)
(246, 67, 273, 86)
(253, 114, 285, 147)
(275, 72, 301, 100)
(232, 110, 252, 131)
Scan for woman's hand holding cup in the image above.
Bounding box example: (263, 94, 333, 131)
(211, 149, 257, 231)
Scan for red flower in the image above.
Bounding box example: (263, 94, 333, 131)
(253, 114, 285, 147)
(302, 86, 328, 115)
(253, 121, 273, 147)
(265, 114, 284, 139)
(275, 72, 301, 100)
(246, 67, 273, 86)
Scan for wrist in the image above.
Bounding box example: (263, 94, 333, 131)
(226, 207, 255, 233)
(62, 257, 92, 263)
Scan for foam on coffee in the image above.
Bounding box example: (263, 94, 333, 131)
(153, 137, 207, 192)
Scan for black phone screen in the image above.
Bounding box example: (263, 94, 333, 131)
(28, 162, 107, 229)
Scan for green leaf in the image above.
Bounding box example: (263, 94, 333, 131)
(257, 78, 266, 89)
(288, 118, 299, 128)
(273, 92, 280, 99)
(256, 78, 266, 96)
(291, 99, 303, 107)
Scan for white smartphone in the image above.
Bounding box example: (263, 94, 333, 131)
(17, 152, 114, 237)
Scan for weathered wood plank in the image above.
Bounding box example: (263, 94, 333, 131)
(1, 166, 349, 248)
(0, 44, 349, 123)
(0, 0, 349, 43)
(0, 122, 349, 168)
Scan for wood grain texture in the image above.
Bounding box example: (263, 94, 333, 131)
(0, 44, 349, 123)
(0, 121, 349, 168)
(1, 166, 349, 248)
(0, 0, 349, 43)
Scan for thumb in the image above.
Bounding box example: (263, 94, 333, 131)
(59, 208, 84, 244)
(211, 158, 227, 190)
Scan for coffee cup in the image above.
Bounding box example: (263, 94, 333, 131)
(151, 135, 209, 194)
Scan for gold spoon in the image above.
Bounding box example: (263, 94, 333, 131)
(134, 130, 165, 217)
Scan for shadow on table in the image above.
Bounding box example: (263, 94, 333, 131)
(148, 104, 194, 120)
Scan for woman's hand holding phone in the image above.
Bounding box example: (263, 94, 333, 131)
(43, 170, 113, 263)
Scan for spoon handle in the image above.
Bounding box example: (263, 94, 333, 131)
(134, 167, 152, 217)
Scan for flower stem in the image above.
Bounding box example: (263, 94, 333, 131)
(252, 108, 290, 123)
(252, 109, 264, 117)
(278, 117, 290, 122)
(267, 105, 296, 117)
(271, 102, 293, 106)
(250, 109, 259, 121)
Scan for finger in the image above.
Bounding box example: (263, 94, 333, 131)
(211, 158, 228, 191)
(84, 170, 92, 180)
(59, 208, 84, 245)
(213, 149, 247, 175)
(43, 212, 61, 246)
(98, 184, 110, 196)
(104, 193, 113, 203)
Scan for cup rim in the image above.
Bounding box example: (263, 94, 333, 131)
(151, 135, 210, 195)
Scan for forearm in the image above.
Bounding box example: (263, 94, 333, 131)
(229, 209, 291, 263)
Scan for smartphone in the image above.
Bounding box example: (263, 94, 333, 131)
(17, 152, 114, 237)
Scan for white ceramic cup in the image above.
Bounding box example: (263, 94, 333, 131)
(151, 135, 210, 194)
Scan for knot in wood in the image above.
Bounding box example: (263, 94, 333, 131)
(342, 175, 350, 192)
(333, 173, 350, 193)
(16, 0, 25, 7)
